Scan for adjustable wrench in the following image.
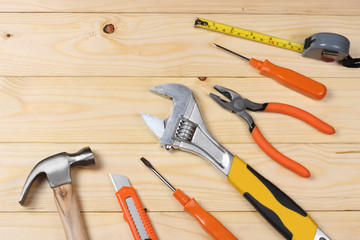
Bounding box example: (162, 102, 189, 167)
(141, 83, 330, 240)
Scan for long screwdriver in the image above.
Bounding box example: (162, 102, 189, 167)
(213, 43, 327, 100)
(140, 157, 238, 240)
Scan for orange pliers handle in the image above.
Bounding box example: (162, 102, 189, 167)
(210, 85, 335, 178)
(264, 103, 335, 134)
(116, 186, 158, 240)
(252, 103, 335, 177)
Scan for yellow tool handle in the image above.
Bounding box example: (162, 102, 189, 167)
(228, 155, 317, 240)
(195, 17, 304, 53)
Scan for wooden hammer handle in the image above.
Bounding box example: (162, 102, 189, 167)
(53, 184, 89, 240)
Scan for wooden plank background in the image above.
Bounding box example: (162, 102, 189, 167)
(0, 0, 358, 14)
(0, 1, 359, 239)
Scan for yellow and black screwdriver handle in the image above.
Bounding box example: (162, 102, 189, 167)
(228, 156, 317, 240)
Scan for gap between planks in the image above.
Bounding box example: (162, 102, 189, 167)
(0, 12, 358, 16)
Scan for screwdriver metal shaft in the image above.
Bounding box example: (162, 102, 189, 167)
(140, 157, 238, 240)
(140, 157, 176, 192)
(213, 43, 250, 61)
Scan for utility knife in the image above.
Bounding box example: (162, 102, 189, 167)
(110, 174, 158, 240)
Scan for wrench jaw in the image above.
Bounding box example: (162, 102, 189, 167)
(173, 103, 234, 176)
(149, 84, 194, 149)
(313, 228, 331, 240)
(143, 83, 234, 176)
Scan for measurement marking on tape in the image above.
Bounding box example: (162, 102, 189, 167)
(195, 17, 304, 53)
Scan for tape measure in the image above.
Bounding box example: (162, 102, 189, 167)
(195, 17, 359, 68)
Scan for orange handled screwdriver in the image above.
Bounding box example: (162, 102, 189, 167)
(213, 43, 327, 100)
(140, 157, 238, 240)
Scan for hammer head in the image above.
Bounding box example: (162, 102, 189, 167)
(19, 147, 95, 205)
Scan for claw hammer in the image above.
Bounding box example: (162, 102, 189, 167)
(19, 147, 95, 240)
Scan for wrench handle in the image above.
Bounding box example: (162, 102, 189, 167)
(53, 184, 89, 240)
(228, 156, 318, 240)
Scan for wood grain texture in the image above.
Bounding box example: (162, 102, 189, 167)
(53, 184, 89, 240)
(0, 77, 358, 143)
(4, 143, 360, 212)
(0, 212, 358, 240)
(0, 3, 358, 239)
(0, 0, 358, 14)
(0, 14, 359, 77)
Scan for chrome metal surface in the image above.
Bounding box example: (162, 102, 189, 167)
(213, 43, 250, 61)
(313, 228, 331, 240)
(140, 157, 176, 192)
(141, 113, 165, 139)
(213, 85, 265, 112)
(109, 173, 131, 192)
(19, 147, 95, 205)
(142, 83, 234, 176)
(175, 118, 197, 142)
(211, 85, 268, 128)
(150, 84, 192, 147)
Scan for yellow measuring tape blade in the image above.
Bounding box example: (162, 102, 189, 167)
(195, 17, 304, 53)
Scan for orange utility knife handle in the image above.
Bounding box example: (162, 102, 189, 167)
(264, 103, 335, 135)
(116, 186, 158, 240)
(173, 189, 238, 240)
(251, 126, 310, 177)
(249, 58, 327, 100)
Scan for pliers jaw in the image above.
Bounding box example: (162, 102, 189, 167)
(211, 85, 267, 131)
(212, 85, 267, 112)
(211, 85, 240, 109)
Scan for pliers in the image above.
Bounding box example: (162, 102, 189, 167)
(210, 85, 335, 178)
(142, 83, 332, 239)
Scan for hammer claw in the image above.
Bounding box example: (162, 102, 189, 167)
(19, 147, 95, 240)
(19, 147, 95, 204)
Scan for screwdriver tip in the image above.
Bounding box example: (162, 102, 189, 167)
(212, 43, 250, 61)
(140, 157, 176, 192)
(140, 157, 153, 169)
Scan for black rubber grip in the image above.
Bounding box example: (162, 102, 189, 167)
(247, 165, 307, 217)
(244, 192, 293, 240)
